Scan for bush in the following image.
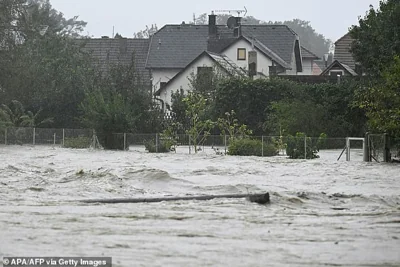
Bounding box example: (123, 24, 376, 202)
(228, 138, 278, 157)
(286, 132, 319, 159)
(144, 139, 173, 153)
(63, 136, 91, 149)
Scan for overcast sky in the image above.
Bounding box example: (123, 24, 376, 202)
(50, 0, 380, 41)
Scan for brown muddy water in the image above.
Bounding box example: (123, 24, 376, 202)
(0, 145, 399, 267)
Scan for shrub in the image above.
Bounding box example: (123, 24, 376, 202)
(144, 139, 173, 153)
(286, 132, 319, 159)
(228, 138, 278, 157)
(64, 136, 91, 149)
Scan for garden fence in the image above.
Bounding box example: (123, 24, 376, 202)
(0, 127, 398, 162)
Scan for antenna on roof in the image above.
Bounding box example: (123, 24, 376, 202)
(213, 6, 247, 17)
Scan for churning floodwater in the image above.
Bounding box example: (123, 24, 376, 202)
(0, 145, 399, 267)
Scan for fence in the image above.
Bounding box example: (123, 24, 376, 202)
(0, 127, 398, 162)
(0, 127, 94, 147)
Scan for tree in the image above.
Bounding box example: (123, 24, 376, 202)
(0, 0, 92, 128)
(217, 110, 252, 140)
(357, 56, 400, 136)
(79, 58, 158, 149)
(183, 92, 215, 153)
(133, 24, 158, 38)
(350, 0, 400, 75)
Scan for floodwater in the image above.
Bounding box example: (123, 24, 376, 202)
(0, 145, 399, 267)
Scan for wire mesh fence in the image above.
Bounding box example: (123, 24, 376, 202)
(0, 127, 94, 147)
(1, 127, 398, 162)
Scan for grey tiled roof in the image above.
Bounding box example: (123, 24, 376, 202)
(301, 46, 320, 59)
(251, 38, 292, 69)
(77, 38, 151, 86)
(146, 24, 298, 69)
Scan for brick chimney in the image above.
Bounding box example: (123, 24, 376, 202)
(208, 12, 217, 38)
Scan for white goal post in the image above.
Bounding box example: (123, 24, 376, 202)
(345, 137, 365, 161)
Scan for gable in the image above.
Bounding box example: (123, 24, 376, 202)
(155, 51, 246, 96)
(320, 60, 358, 76)
(334, 32, 356, 70)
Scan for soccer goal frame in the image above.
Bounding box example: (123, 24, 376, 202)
(345, 137, 366, 161)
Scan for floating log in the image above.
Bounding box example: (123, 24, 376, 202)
(81, 192, 270, 205)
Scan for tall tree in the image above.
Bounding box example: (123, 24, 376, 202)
(357, 56, 400, 136)
(350, 0, 400, 75)
(0, 0, 93, 128)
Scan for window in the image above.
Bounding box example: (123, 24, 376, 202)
(237, 48, 246, 60)
(330, 71, 343, 76)
(160, 82, 167, 89)
(197, 67, 213, 83)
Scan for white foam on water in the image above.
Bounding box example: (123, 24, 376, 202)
(0, 145, 399, 266)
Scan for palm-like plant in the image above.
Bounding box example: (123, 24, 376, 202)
(0, 100, 53, 127)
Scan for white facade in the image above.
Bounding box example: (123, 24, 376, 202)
(159, 55, 216, 108)
(222, 39, 273, 76)
(151, 68, 181, 94)
(298, 59, 313, 75)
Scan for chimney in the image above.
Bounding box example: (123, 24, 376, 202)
(208, 12, 217, 38)
(233, 17, 242, 37)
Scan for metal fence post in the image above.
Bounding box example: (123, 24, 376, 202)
(124, 133, 127, 151)
(383, 133, 390, 163)
(224, 135, 227, 155)
(346, 137, 350, 161)
(33, 127, 36, 145)
(304, 135, 307, 159)
(4, 128, 7, 145)
(62, 129, 65, 147)
(156, 133, 159, 153)
(189, 135, 191, 154)
(262, 136, 264, 157)
(92, 129, 96, 149)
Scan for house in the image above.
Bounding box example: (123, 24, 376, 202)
(80, 13, 321, 111)
(148, 14, 320, 109)
(321, 32, 362, 77)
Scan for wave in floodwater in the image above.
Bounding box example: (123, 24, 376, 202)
(0, 145, 399, 267)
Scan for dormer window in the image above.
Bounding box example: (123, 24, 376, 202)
(237, 48, 246, 60)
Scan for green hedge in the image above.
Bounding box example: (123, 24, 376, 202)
(144, 139, 173, 153)
(63, 136, 91, 149)
(228, 138, 278, 157)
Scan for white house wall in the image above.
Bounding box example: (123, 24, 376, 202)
(222, 39, 272, 76)
(283, 52, 298, 75)
(151, 69, 181, 94)
(298, 59, 313, 75)
(160, 55, 215, 107)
